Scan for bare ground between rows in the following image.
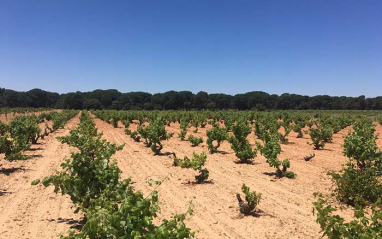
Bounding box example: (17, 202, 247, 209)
(2, 114, 378, 239)
(0, 113, 82, 239)
(92, 117, 362, 239)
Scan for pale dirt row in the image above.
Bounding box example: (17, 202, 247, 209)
(0, 114, 82, 239)
(1, 114, 380, 239)
(92, 117, 364, 239)
(0, 110, 62, 124)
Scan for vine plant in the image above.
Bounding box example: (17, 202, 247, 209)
(206, 123, 228, 154)
(173, 152, 209, 183)
(228, 120, 257, 164)
(35, 111, 194, 238)
(257, 133, 296, 179)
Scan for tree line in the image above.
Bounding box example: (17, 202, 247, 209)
(1, 87, 381, 110)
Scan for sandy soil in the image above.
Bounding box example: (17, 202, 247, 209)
(0, 110, 61, 123)
(0, 114, 82, 239)
(92, 118, 358, 239)
(1, 114, 380, 239)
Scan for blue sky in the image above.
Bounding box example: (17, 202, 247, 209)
(1, 0, 381, 97)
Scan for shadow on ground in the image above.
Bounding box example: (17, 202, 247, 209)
(0, 166, 26, 176)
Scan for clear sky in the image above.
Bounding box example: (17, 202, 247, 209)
(1, 0, 381, 97)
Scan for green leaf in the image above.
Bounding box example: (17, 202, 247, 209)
(31, 179, 40, 185)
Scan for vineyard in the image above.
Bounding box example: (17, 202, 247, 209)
(0, 109, 381, 238)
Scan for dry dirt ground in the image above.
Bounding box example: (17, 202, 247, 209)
(1, 113, 381, 239)
(0, 110, 61, 124)
(0, 114, 82, 239)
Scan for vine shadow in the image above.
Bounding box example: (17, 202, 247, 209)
(263, 172, 277, 177)
(182, 180, 214, 186)
(30, 154, 43, 158)
(0, 190, 12, 196)
(57, 217, 86, 230)
(215, 150, 229, 155)
(235, 209, 273, 219)
(28, 147, 44, 151)
(158, 151, 177, 157)
(234, 160, 256, 165)
(0, 166, 26, 176)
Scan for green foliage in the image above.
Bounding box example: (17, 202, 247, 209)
(343, 120, 381, 170)
(189, 114, 207, 132)
(254, 116, 281, 143)
(38, 111, 194, 238)
(256, 134, 281, 159)
(257, 135, 296, 179)
(31, 179, 40, 185)
(313, 193, 382, 239)
(4, 87, 382, 110)
(173, 152, 209, 183)
(279, 116, 292, 144)
(62, 190, 195, 239)
(292, 123, 305, 138)
(292, 114, 308, 138)
(313, 118, 382, 239)
(129, 131, 140, 142)
(138, 119, 173, 155)
(177, 152, 207, 170)
(308, 121, 333, 150)
(228, 121, 257, 163)
(238, 184, 261, 215)
(191, 118, 199, 132)
(378, 116, 382, 126)
(308, 127, 326, 150)
(0, 133, 15, 159)
(11, 115, 41, 144)
(101, 112, 122, 128)
(206, 124, 228, 154)
(324, 115, 352, 134)
(122, 120, 130, 129)
(111, 116, 120, 128)
(195, 169, 209, 184)
(254, 121, 265, 139)
(0, 121, 7, 136)
(51, 110, 78, 132)
(0, 111, 74, 160)
(188, 134, 203, 147)
(329, 166, 382, 207)
(279, 127, 291, 144)
(137, 125, 150, 145)
(0, 115, 40, 160)
(137, 114, 146, 125)
(224, 116, 235, 131)
(329, 120, 382, 206)
(178, 119, 190, 141)
(255, 115, 282, 140)
(42, 111, 127, 212)
(124, 121, 141, 142)
(322, 127, 334, 143)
